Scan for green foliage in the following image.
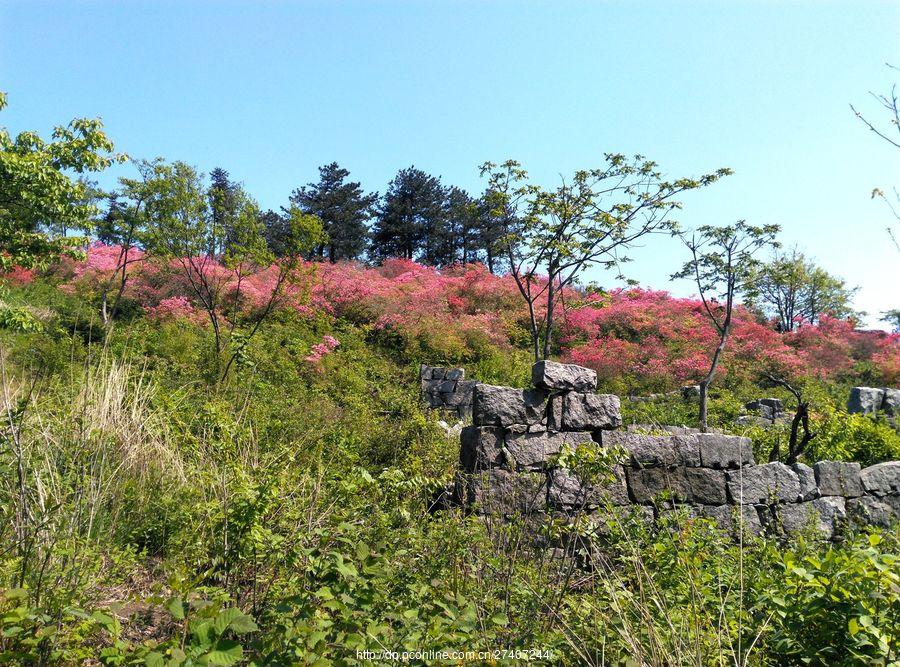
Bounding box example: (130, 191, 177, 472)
(0, 91, 125, 271)
(0, 304, 44, 332)
(808, 410, 900, 466)
(1, 270, 899, 665)
(746, 247, 859, 331)
(481, 157, 732, 361)
(755, 532, 900, 664)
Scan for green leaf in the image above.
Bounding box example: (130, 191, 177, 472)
(167, 598, 185, 620)
(213, 608, 257, 636)
(201, 639, 243, 666)
(144, 653, 165, 667)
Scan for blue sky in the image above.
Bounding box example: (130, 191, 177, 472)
(2, 1, 898, 326)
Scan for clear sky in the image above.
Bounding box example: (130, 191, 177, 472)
(2, 1, 898, 326)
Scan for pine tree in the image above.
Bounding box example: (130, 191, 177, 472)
(208, 167, 238, 256)
(371, 167, 446, 263)
(290, 162, 377, 262)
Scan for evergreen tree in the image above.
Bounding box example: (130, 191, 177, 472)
(208, 167, 238, 256)
(260, 209, 291, 257)
(439, 186, 478, 266)
(372, 167, 445, 262)
(290, 162, 377, 261)
(472, 190, 510, 273)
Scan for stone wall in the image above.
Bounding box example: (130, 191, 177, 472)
(848, 386, 900, 419)
(450, 361, 900, 540)
(420, 365, 480, 420)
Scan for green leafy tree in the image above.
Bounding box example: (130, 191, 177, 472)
(746, 248, 858, 331)
(138, 159, 324, 380)
(673, 221, 780, 430)
(0, 91, 124, 271)
(371, 166, 446, 263)
(290, 162, 377, 262)
(481, 156, 732, 362)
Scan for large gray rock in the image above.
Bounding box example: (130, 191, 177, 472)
(442, 380, 477, 407)
(532, 360, 597, 392)
(461, 469, 547, 516)
(473, 384, 547, 427)
(626, 467, 727, 505)
(504, 429, 594, 470)
(792, 463, 820, 501)
(547, 465, 630, 508)
(814, 461, 864, 498)
(698, 434, 755, 469)
(882, 388, 900, 416)
(848, 494, 900, 529)
(561, 392, 621, 431)
(847, 387, 885, 415)
(777, 497, 846, 540)
(602, 432, 700, 468)
(860, 461, 900, 496)
(745, 398, 784, 421)
(459, 426, 505, 472)
(727, 462, 800, 504)
(697, 504, 764, 536)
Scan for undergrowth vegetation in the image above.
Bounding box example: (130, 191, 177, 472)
(0, 257, 899, 664)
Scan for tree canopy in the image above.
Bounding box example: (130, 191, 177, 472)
(0, 92, 124, 270)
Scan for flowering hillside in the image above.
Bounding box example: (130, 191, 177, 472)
(17, 243, 897, 392)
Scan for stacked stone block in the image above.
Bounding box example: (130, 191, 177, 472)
(449, 361, 900, 541)
(420, 365, 479, 420)
(847, 386, 900, 418)
(455, 361, 623, 517)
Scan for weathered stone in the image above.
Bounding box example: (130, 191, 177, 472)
(546, 394, 563, 430)
(603, 432, 700, 468)
(814, 461, 864, 497)
(735, 415, 773, 428)
(698, 433, 754, 469)
(459, 426, 505, 472)
(882, 388, 900, 416)
(462, 469, 547, 515)
(848, 494, 900, 528)
(792, 463, 819, 501)
(547, 465, 629, 508)
(455, 379, 477, 398)
(727, 462, 799, 504)
(860, 461, 900, 496)
(561, 392, 621, 431)
(504, 429, 593, 470)
(473, 384, 547, 427)
(532, 360, 597, 392)
(680, 385, 700, 398)
(626, 467, 727, 505)
(776, 497, 846, 540)
(847, 387, 885, 415)
(437, 379, 457, 393)
(430, 366, 446, 380)
(697, 504, 763, 536)
(445, 368, 465, 381)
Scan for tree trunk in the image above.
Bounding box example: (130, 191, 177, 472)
(699, 328, 729, 431)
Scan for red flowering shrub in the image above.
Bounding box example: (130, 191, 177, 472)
(561, 289, 805, 392)
(1, 265, 35, 285)
(55, 246, 897, 388)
